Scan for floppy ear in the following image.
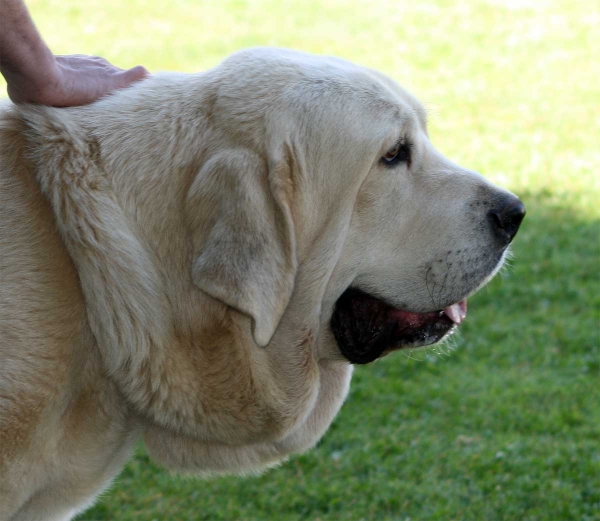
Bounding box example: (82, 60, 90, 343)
(186, 149, 297, 346)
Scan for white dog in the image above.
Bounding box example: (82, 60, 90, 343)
(0, 48, 524, 520)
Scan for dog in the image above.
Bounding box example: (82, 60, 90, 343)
(0, 48, 525, 520)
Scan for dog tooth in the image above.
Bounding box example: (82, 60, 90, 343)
(443, 304, 462, 325)
(458, 300, 468, 321)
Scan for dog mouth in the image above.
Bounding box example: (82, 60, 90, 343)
(330, 288, 467, 364)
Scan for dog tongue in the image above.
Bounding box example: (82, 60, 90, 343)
(443, 300, 468, 325)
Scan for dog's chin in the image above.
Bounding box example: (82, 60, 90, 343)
(330, 288, 467, 364)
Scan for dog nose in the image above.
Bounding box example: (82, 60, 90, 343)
(488, 197, 526, 244)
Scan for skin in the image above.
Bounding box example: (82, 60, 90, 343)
(0, 0, 148, 106)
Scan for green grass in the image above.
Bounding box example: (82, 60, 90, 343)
(4, 1, 599, 519)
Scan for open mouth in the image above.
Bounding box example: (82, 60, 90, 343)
(330, 288, 467, 364)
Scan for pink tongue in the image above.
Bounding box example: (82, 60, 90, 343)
(388, 308, 440, 328)
(443, 300, 468, 325)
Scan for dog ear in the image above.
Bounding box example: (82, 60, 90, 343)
(187, 149, 296, 347)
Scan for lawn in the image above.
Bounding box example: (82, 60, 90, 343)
(4, 1, 599, 520)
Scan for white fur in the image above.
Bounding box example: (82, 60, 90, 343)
(0, 48, 514, 520)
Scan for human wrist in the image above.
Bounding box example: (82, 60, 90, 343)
(28, 45, 61, 96)
(0, 0, 60, 104)
(4, 44, 61, 104)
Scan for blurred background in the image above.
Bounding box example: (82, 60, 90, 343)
(3, 1, 598, 519)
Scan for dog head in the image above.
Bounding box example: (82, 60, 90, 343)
(187, 48, 525, 364)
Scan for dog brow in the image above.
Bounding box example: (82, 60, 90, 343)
(414, 106, 428, 128)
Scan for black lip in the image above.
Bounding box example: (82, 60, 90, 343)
(330, 288, 454, 364)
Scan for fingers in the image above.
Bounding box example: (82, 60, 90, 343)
(119, 65, 150, 86)
(109, 65, 149, 96)
(7, 54, 150, 107)
(40, 55, 150, 106)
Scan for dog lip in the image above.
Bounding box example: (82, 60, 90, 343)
(330, 288, 462, 364)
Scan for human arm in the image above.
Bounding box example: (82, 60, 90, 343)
(0, 0, 148, 106)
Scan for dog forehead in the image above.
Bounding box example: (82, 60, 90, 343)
(219, 48, 416, 115)
(363, 67, 428, 128)
(221, 47, 370, 81)
(212, 48, 426, 157)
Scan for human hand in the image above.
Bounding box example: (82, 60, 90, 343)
(6, 54, 149, 107)
(0, 0, 149, 107)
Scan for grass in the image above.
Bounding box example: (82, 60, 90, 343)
(3, 0, 599, 519)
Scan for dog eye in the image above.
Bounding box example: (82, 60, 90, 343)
(381, 141, 411, 167)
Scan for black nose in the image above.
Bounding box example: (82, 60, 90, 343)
(488, 197, 526, 244)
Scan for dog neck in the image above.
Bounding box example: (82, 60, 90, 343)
(14, 80, 334, 443)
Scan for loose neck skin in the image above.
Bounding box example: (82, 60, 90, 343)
(17, 73, 352, 451)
